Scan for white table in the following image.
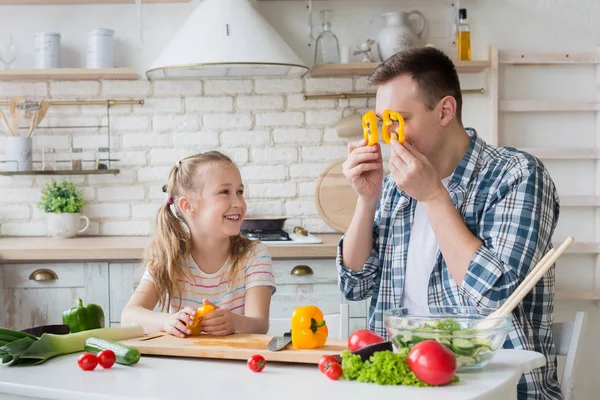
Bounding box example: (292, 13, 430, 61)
(0, 349, 544, 400)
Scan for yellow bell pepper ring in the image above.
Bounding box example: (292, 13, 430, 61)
(382, 109, 405, 144)
(186, 304, 215, 336)
(291, 305, 329, 349)
(361, 110, 378, 146)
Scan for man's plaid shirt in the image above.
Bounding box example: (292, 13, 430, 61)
(337, 129, 562, 399)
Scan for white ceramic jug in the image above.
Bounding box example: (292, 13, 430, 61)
(377, 11, 426, 61)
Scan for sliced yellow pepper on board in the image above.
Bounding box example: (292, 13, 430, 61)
(361, 110, 378, 146)
(382, 109, 405, 144)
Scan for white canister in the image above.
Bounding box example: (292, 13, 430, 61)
(34, 32, 61, 69)
(5, 136, 32, 172)
(86, 28, 114, 69)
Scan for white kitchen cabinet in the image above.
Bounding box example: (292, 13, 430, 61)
(1, 263, 109, 331)
(108, 262, 145, 324)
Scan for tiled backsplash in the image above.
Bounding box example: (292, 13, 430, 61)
(0, 77, 379, 236)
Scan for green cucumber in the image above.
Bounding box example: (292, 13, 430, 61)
(84, 337, 140, 365)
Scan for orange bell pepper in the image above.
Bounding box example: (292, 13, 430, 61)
(382, 109, 405, 144)
(362, 110, 378, 146)
(186, 304, 215, 336)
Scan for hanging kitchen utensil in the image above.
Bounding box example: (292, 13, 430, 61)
(9, 96, 22, 136)
(26, 110, 39, 138)
(28, 100, 49, 137)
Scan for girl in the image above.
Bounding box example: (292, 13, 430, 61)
(121, 151, 276, 337)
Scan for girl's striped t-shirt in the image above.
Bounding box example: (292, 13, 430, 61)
(141, 242, 276, 315)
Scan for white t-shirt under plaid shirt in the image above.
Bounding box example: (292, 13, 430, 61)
(142, 242, 276, 314)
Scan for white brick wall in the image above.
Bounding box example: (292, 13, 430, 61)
(0, 77, 360, 237)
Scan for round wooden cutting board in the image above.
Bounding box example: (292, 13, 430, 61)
(315, 158, 358, 233)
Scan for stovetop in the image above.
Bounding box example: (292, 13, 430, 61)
(241, 229, 291, 242)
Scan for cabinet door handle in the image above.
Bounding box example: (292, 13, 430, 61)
(290, 265, 313, 276)
(29, 268, 58, 281)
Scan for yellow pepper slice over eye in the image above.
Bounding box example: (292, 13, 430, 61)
(361, 110, 379, 146)
(382, 109, 405, 144)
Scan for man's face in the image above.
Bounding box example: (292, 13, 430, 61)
(375, 74, 442, 157)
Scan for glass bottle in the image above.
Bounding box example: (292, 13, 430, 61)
(71, 148, 83, 170)
(314, 10, 340, 65)
(456, 8, 471, 61)
(42, 148, 55, 171)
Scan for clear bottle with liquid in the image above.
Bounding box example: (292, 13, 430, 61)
(456, 8, 471, 61)
(314, 10, 341, 65)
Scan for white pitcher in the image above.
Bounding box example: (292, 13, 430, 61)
(377, 11, 427, 61)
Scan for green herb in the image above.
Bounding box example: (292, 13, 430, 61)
(340, 349, 459, 386)
(37, 179, 86, 214)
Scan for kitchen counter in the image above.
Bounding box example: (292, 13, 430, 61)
(0, 234, 342, 262)
(0, 350, 545, 400)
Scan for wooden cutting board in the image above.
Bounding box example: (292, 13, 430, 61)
(120, 333, 348, 364)
(315, 159, 357, 233)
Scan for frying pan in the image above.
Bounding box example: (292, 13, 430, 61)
(241, 215, 287, 231)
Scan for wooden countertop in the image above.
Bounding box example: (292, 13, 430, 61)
(0, 234, 342, 262)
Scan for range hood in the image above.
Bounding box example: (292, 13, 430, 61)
(146, 0, 309, 80)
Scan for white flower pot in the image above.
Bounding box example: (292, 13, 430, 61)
(46, 213, 90, 238)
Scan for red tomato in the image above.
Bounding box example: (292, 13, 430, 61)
(324, 362, 342, 380)
(97, 349, 116, 369)
(318, 355, 338, 374)
(247, 354, 266, 373)
(408, 340, 457, 386)
(77, 352, 98, 371)
(347, 329, 385, 352)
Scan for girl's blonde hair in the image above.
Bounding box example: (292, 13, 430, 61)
(143, 151, 255, 311)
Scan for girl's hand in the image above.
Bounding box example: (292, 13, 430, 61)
(162, 306, 196, 338)
(200, 299, 235, 336)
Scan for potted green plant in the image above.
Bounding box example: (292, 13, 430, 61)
(37, 179, 89, 238)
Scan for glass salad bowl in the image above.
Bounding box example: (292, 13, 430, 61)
(384, 306, 513, 372)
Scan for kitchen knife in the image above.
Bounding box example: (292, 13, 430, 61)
(267, 331, 292, 352)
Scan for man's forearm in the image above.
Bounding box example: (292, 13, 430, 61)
(422, 189, 482, 285)
(342, 197, 379, 272)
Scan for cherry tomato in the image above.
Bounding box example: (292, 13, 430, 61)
(408, 340, 457, 386)
(347, 329, 385, 352)
(97, 349, 116, 369)
(247, 354, 266, 373)
(318, 355, 338, 374)
(324, 362, 342, 380)
(77, 352, 98, 371)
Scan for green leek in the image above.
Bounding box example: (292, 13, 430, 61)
(0, 325, 144, 366)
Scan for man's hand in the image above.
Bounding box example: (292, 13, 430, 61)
(388, 140, 445, 202)
(342, 139, 384, 203)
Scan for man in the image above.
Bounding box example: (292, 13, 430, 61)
(336, 47, 562, 399)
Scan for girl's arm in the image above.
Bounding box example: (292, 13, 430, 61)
(121, 280, 195, 337)
(231, 286, 272, 334)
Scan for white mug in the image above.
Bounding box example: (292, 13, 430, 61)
(46, 213, 90, 238)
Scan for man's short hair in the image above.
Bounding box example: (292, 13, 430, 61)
(369, 47, 463, 123)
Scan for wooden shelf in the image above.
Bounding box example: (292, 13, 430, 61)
(519, 147, 600, 160)
(500, 100, 600, 112)
(499, 51, 600, 65)
(0, 169, 119, 176)
(309, 60, 491, 78)
(0, 68, 138, 81)
(0, 0, 188, 4)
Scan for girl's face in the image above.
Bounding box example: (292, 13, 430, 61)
(180, 163, 247, 239)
